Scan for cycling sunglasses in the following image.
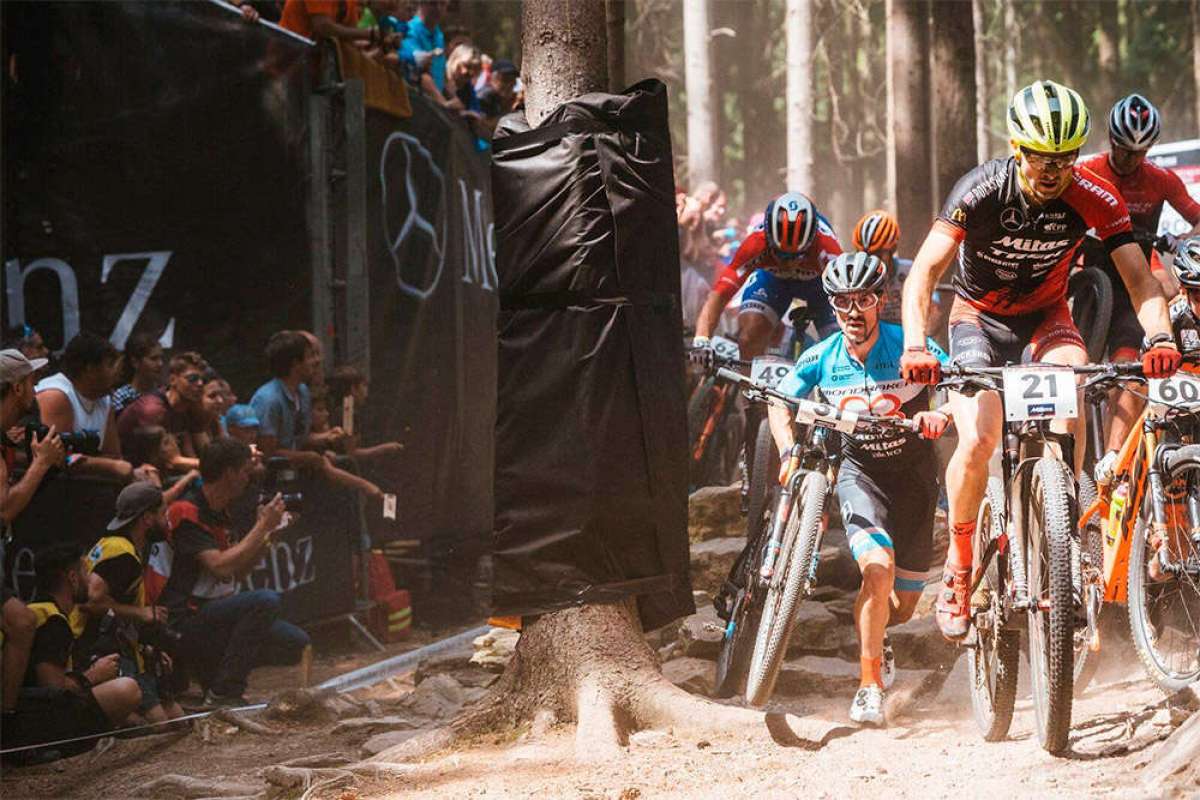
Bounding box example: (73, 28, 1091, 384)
(830, 293, 881, 313)
(1020, 147, 1078, 172)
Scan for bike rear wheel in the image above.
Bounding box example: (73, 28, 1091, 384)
(746, 417, 779, 542)
(1025, 458, 1076, 754)
(745, 470, 828, 707)
(968, 477, 1020, 741)
(1068, 266, 1114, 363)
(1127, 448, 1200, 693)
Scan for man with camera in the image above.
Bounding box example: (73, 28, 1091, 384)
(79, 481, 184, 723)
(160, 439, 310, 707)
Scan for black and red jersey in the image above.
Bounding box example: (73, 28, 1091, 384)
(936, 157, 1134, 315)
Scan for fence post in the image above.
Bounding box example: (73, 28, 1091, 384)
(342, 78, 370, 379)
(308, 90, 335, 352)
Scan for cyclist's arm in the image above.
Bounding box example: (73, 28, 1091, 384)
(771, 350, 821, 456)
(767, 403, 795, 456)
(902, 225, 960, 350)
(1112, 242, 1174, 340)
(693, 290, 729, 340)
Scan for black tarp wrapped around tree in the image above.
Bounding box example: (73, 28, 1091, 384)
(490, 79, 694, 631)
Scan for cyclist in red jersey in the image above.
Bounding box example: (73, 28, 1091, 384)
(691, 192, 842, 364)
(898, 80, 1180, 640)
(1078, 94, 1200, 482)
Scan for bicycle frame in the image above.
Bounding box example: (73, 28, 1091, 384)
(760, 427, 832, 580)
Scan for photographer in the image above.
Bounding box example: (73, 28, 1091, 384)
(1, 349, 65, 526)
(161, 439, 309, 707)
(79, 482, 184, 723)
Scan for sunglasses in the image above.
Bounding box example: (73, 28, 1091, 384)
(1021, 147, 1078, 172)
(830, 293, 881, 313)
(183, 373, 205, 384)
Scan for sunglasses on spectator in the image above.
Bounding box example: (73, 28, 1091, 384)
(184, 373, 204, 384)
(1020, 147, 1078, 172)
(830, 293, 881, 313)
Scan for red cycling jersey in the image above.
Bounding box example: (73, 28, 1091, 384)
(712, 225, 843, 301)
(1078, 153, 1200, 270)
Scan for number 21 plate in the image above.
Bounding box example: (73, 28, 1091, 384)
(1002, 366, 1077, 421)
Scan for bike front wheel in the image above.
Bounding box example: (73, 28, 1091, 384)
(745, 470, 828, 707)
(1025, 458, 1076, 755)
(746, 416, 779, 542)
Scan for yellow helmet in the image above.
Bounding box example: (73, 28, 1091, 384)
(1007, 80, 1090, 154)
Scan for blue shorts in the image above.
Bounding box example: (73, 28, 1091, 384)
(739, 269, 837, 336)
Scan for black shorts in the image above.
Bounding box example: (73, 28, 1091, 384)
(948, 297, 1085, 369)
(835, 462, 937, 592)
(4, 686, 111, 753)
(1106, 296, 1145, 356)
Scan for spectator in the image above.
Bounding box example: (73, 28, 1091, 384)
(225, 404, 260, 448)
(3, 324, 50, 363)
(198, 371, 228, 445)
(161, 439, 309, 706)
(123, 426, 199, 504)
(279, 0, 398, 48)
(327, 365, 403, 463)
(111, 332, 164, 418)
(478, 57, 519, 124)
(1, 591, 36, 730)
(117, 352, 209, 472)
(1, 349, 65, 526)
(80, 482, 184, 723)
(5, 543, 142, 753)
(400, 0, 447, 98)
(34, 332, 132, 481)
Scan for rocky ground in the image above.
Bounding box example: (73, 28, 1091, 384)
(5, 483, 1200, 798)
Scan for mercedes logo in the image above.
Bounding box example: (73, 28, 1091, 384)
(381, 132, 447, 301)
(1000, 206, 1025, 232)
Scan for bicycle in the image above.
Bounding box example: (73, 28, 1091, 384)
(709, 367, 916, 706)
(686, 336, 748, 489)
(942, 362, 1106, 754)
(1078, 364, 1200, 695)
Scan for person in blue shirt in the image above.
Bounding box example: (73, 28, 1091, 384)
(768, 251, 951, 727)
(399, 0, 447, 98)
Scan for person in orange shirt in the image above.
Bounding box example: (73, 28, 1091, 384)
(279, 0, 397, 47)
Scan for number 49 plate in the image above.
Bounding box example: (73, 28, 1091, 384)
(1002, 366, 1077, 421)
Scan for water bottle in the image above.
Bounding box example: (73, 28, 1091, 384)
(1108, 482, 1129, 542)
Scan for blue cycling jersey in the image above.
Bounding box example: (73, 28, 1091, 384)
(778, 322, 948, 470)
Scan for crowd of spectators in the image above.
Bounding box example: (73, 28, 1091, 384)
(676, 180, 756, 335)
(232, 0, 524, 148)
(0, 324, 400, 761)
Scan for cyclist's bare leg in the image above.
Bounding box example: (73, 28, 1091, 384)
(1105, 346, 1144, 457)
(945, 390, 1003, 535)
(888, 589, 923, 626)
(1038, 340, 1089, 476)
(736, 311, 775, 361)
(854, 547, 896, 686)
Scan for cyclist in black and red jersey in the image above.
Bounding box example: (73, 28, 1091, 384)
(899, 80, 1180, 640)
(1078, 94, 1200, 481)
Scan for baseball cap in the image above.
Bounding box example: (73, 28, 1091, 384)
(492, 59, 518, 78)
(225, 404, 260, 429)
(0, 349, 48, 384)
(107, 481, 164, 531)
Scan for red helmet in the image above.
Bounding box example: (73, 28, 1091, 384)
(764, 192, 817, 258)
(853, 210, 900, 254)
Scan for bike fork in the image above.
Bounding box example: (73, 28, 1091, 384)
(761, 457, 801, 580)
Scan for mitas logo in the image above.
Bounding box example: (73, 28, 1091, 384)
(996, 236, 1071, 252)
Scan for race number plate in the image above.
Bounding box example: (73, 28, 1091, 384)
(795, 398, 859, 434)
(711, 335, 740, 361)
(1001, 366, 1077, 421)
(1148, 373, 1200, 409)
(751, 356, 792, 389)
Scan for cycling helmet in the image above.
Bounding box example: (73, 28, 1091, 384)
(1174, 237, 1200, 289)
(764, 192, 817, 258)
(822, 251, 888, 296)
(1108, 93, 1161, 151)
(1007, 80, 1090, 154)
(852, 210, 900, 254)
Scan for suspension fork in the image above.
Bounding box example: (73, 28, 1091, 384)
(760, 445, 803, 580)
(1004, 428, 1032, 608)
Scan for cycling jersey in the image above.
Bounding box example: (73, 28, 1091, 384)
(778, 321, 948, 470)
(1171, 296, 1200, 357)
(937, 157, 1134, 315)
(712, 221, 842, 301)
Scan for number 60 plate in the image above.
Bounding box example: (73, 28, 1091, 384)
(1149, 373, 1200, 408)
(1001, 366, 1077, 421)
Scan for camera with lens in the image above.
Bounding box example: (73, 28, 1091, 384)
(24, 423, 100, 459)
(261, 456, 303, 513)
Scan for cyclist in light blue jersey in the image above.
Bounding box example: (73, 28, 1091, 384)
(768, 252, 951, 727)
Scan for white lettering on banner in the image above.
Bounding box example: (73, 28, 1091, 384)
(240, 535, 317, 594)
(459, 182, 498, 289)
(5, 253, 176, 352)
(9, 547, 36, 600)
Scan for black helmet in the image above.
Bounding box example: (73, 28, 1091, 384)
(1173, 237, 1200, 290)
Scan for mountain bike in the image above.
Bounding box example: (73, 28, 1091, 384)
(1078, 365, 1200, 695)
(686, 336, 748, 489)
(709, 367, 916, 706)
(943, 362, 1106, 755)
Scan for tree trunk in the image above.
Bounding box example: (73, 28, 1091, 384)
(683, 0, 716, 186)
(1096, 0, 1120, 111)
(1192, 0, 1200, 132)
(521, 0, 608, 126)
(972, 0, 990, 162)
(1002, 0, 1017, 102)
(886, 0, 933, 259)
(606, 0, 625, 93)
(736, 0, 778, 208)
(785, 0, 813, 192)
(931, 1, 978, 203)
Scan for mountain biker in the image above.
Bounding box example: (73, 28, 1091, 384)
(1167, 238, 1200, 360)
(899, 80, 1181, 641)
(691, 191, 842, 364)
(1078, 94, 1200, 481)
(853, 210, 910, 325)
(768, 251, 951, 726)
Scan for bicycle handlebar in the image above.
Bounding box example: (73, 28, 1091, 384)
(936, 362, 1147, 397)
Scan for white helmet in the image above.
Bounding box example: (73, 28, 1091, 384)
(822, 251, 888, 296)
(1173, 237, 1200, 290)
(1108, 93, 1161, 151)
